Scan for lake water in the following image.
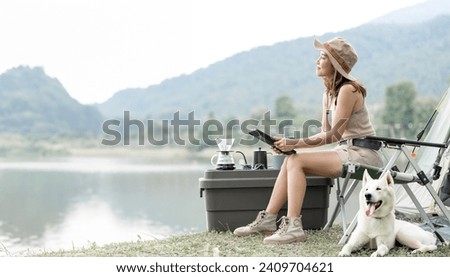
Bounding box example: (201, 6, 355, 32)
(0, 157, 210, 256)
(0, 156, 358, 256)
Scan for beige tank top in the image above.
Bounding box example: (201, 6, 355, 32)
(327, 104, 376, 140)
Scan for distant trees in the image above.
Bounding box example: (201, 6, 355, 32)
(273, 81, 440, 141)
(382, 81, 417, 138)
(380, 81, 437, 139)
(273, 94, 319, 138)
(275, 95, 297, 120)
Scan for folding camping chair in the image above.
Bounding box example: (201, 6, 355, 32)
(324, 88, 450, 245)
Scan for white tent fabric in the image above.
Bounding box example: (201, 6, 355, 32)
(394, 87, 450, 215)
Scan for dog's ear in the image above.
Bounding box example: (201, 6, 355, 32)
(362, 169, 372, 185)
(385, 171, 394, 187)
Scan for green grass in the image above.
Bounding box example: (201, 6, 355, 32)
(34, 226, 450, 257)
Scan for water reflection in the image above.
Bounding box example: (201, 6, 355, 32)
(0, 157, 209, 256)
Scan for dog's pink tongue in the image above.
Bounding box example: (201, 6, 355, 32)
(365, 204, 375, 217)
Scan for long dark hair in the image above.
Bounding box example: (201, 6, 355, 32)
(325, 71, 366, 99)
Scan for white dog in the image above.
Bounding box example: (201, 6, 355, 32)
(338, 169, 437, 257)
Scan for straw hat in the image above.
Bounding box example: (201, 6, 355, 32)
(314, 37, 358, 81)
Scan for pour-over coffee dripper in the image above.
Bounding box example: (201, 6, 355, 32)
(216, 138, 234, 152)
(211, 138, 236, 170)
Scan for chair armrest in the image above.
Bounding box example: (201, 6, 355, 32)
(365, 135, 447, 149)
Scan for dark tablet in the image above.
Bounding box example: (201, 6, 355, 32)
(248, 129, 296, 155)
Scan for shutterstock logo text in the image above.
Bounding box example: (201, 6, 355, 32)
(101, 111, 324, 146)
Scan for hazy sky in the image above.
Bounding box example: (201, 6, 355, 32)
(0, 0, 426, 104)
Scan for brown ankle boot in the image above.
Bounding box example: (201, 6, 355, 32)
(233, 210, 277, 237)
(263, 216, 306, 244)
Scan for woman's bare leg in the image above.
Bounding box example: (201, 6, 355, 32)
(266, 151, 343, 217)
(265, 155, 289, 214)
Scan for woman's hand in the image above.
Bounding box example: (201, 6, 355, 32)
(273, 137, 297, 154)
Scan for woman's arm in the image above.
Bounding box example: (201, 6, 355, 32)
(321, 92, 329, 132)
(274, 84, 360, 152)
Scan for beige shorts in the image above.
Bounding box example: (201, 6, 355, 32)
(334, 144, 384, 168)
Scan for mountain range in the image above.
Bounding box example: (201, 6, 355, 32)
(0, 0, 449, 135)
(98, 0, 450, 120)
(0, 66, 102, 134)
(371, 0, 450, 24)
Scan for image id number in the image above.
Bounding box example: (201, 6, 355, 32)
(258, 262, 333, 273)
